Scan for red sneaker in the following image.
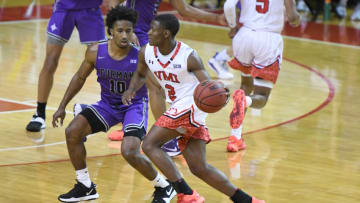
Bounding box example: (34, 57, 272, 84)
(227, 136, 246, 152)
(177, 190, 205, 203)
(107, 130, 124, 141)
(230, 89, 246, 129)
(252, 196, 266, 203)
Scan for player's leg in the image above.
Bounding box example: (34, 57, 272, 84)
(182, 138, 265, 203)
(26, 11, 75, 132)
(227, 27, 254, 152)
(121, 99, 176, 202)
(58, 106, 104, 202)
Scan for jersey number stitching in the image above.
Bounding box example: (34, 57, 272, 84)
(256, 0, 269, 14)
(165, 84, 177, 101)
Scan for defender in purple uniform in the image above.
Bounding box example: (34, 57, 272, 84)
(26, 0, 120, 132)
(52, 6, 176, 202)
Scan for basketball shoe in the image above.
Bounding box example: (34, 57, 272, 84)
(162, 138, 182, 157)
(151, 181, 177, 203)
(58, 180, 99, 202)
(108, 130, 124, 141)
(227, 136, 246, 152)
(177, 190, 205, 203)
(208, 54, 234, 80)
(26, 113, 45, 132)
(252, 197, 266, 203)
(230, 89, 246, 129)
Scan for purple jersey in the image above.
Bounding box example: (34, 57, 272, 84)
(126, 0, 162, 46)
(95, 42, 147, 106)
(53, 0, 102, 11)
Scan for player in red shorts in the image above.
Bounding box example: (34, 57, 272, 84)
(224, 0, 300, 152)
(123, 13, 265, 203)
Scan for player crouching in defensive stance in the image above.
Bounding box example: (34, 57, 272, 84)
(52, 6, 176, 203)
(122, 13, 265, 203)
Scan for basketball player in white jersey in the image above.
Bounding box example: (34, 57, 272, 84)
(223, 0, 300, 152)
(123, 14, 265, 203)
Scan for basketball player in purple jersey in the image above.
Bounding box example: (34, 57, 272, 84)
(108, 0, 228, 155)
(26, 0, 120, 132)
(52, 6, 176, 202)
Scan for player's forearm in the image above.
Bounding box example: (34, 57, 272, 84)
(285, 0, 300, 26)
(224, 0, 238, 28)
(178, 4, 219, 22)
(58, 74, 86, 109)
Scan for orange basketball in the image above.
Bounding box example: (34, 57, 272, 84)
(193, 80, 230, 113)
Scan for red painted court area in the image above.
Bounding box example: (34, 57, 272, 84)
(1, 3, 360, 46)
(0, 100, 34, 112)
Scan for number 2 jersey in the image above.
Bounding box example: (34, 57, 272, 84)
(144, 41, 199, 104)
(95, 41, 147, 106)
(239, 0, 285, 33)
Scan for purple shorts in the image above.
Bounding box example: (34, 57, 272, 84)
(47, 7, 106, 44)
(88, 98, 148, 133)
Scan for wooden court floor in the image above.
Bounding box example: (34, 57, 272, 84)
(0, 18, 359, 203)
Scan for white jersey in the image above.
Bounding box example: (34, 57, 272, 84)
(144, 41, 199, 104)
(239, 0, 285, 33)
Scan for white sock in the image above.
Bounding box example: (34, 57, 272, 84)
(76, 168, 91, 188)
(246, 96, 252, 107)
(231, 125, 243, 140)
(214, 49, 231, 61)
(151, 173, 169, 188)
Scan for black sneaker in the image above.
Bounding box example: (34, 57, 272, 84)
(151, 183, 176, 203)
(58, 180, 99, 202)
(26, 114, 45, 132)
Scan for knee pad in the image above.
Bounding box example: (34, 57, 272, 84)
(124, 127, 145, 140)
(254, 78, 274, 89)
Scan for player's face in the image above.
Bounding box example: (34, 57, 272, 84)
(148, 20, 165, 46)
(111, 20, 134, 48)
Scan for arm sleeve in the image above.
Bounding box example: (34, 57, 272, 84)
(224, 0, 238, 28)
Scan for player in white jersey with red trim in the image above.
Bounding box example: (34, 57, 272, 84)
(223, 0, 300, 152)
(123, 14, 265, 203)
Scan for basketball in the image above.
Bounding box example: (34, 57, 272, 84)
(193, 80, 230, 113)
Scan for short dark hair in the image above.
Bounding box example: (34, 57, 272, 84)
(106, 5, 138, 35)
(154, 14, 180, 37)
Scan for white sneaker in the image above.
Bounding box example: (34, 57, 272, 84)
(26, 114, 45, 132)
(336, 5, 347, 18)
(208, 57, 234, 80)
(351, 9, 360, 21)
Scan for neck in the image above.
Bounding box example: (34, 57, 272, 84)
(108, 39, 130, 59)
(158, 39, 177, 55)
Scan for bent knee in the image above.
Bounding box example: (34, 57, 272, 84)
(189, 163, 209, 177)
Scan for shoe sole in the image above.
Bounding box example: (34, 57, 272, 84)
(58, 193, 99, 202)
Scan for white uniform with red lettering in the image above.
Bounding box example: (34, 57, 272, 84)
(226, 0, 284, 84)
(144, 41, 207, 127)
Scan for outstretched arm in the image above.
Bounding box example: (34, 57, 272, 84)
(52, 45, 97, 127)
(284, 0, 300, 27)
(170, 0, 226, 25)
(122, 47, 149, 105)
(187, 50, 211, 82)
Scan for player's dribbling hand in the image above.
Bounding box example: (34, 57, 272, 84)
(122, 90, 135, 106)
(52, 108, 66, 128)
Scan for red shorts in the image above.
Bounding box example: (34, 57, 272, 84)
(155, 112, 210, 151)
(228, 58, 280, 84)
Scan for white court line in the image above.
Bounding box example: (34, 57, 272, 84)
(0, 134, 96, 152)
(1, 16, 359, 49)
(0, 97, 84, 152)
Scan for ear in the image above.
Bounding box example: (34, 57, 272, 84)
(164, 30, 171, 39)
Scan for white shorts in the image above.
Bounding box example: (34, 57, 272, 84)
(232, 26, 283, 68)
(163, 96, 208, 127)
